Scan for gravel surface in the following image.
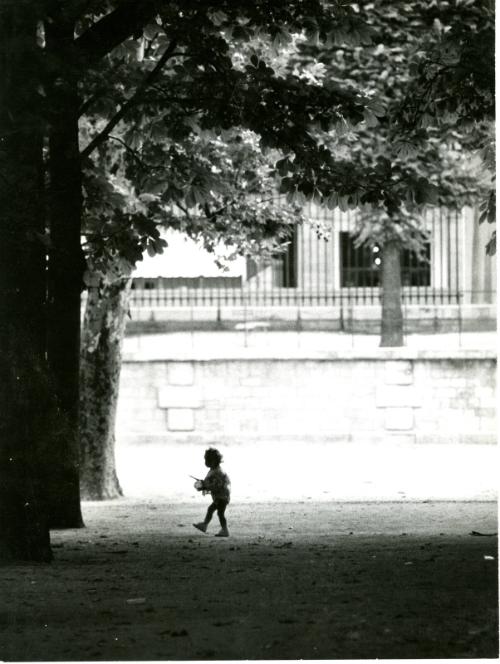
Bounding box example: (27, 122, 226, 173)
(1, 500, 497, 661)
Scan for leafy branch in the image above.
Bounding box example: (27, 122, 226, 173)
(80, 38, 178, 159)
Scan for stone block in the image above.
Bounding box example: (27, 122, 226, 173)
(158, 386, 202, 409)
(376, 385, 422, 408)
(384, 360, 413, 385)
(167, 362, 194, 385)
(384, 407, 414, 431)
(167, 408, 195, 431)
(475, 407, 496, 420)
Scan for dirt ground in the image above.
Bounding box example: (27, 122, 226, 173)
(0, 499, 498, 661)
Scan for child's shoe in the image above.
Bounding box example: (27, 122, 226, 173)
(215, 527, 229, 537)
(193, 522, 207, 533)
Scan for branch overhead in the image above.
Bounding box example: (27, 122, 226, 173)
(74, 0, 160, 64)
(80, 38, 178, 159)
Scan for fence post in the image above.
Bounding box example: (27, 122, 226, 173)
(433, 306, 439, 334)
(457, 291, 462, 348)
(243, 291, 248, 348)
(296, 306, 302, 332)
(402, 298, 407, 346)
(189, 293, 195, 348)
(216, 303, 222, 330)
(350, 299, 354, 347)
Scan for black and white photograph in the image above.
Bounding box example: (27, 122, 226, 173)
(0, 0, 497, 661)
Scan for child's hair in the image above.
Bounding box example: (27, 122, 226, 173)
(204, 447, 223, 466)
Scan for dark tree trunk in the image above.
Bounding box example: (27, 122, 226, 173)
(380, 240, 404, 347)
(80, 279, 131, 500)
(45, 16, 85, 528)
(0, 6, 52, 562)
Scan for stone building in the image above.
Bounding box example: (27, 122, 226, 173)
(128, 205, 496, 332)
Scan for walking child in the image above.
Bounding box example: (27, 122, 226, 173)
(193, 447, 231, 537)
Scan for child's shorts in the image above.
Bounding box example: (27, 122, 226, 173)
(212, 497, 230, 508)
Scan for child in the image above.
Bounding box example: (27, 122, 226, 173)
(193, 447, 231, 537)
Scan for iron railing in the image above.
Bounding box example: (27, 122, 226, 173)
(129, 206, 496, 308)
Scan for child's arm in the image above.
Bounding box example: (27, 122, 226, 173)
(193, 470, 210, 493)
(200, 470, 219, 492)
(201, 470, 227, 493)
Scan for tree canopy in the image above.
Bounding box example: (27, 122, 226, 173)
(78, 0, 495, 277)
(286, 1, 492, 211)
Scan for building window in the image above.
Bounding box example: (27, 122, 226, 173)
(131, 278, 158, 290)
(401, 243, 431, 287)
(340, 232, 431, 287)
(247, 226, 298, 287)
(273, 225, 298, 287)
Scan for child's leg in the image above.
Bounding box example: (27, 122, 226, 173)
(216, 503, 227, 529)
(214, 501, 229, 536)
(193, 503, 216, 533)
(204, 502, 217, 525)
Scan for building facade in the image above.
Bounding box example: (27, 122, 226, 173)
(129, 205, 496, 331)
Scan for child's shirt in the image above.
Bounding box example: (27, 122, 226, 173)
(203, 467, 231, 503)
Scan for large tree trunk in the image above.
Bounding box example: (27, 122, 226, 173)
(0, 6, 52, 562)
(380, 240, 404, 347)
(80, 279, 131, 500)
(45, 16, 85, 528)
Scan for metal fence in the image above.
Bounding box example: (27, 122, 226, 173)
(130, 282, 496, 308)
(130, 206, 496, 309)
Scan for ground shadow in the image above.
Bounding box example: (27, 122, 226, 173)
(0, 501, 497, 660)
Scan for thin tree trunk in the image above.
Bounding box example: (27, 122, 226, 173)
(380, 240, 404, 347)
(46, 16, 85, 528)
(80, 279, 131, 500)
(0, 5, 52, 562)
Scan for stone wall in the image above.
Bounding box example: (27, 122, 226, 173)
(116, 351, 496, 447)
(126, 304, 497, 335)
